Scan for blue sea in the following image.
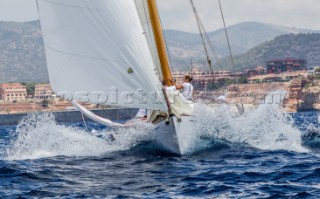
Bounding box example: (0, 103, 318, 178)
(1, 104, 320, 198)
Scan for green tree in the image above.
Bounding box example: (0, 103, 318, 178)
(21, 82, 36, 96)
(237, 77, 248, 84)
(41, 99, 49, 108)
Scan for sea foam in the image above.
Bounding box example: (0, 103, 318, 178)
(5, 91, 309, 160)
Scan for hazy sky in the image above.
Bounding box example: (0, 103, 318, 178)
(1, 0, 320, 32)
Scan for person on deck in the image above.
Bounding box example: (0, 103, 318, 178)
(136, 109, 147, 120)
(171, 75, 194, 101)
(162, 80, 176, 93)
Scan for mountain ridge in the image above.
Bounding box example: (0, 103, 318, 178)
(0, 20, 319, 82)
(217, 33, 320, 72)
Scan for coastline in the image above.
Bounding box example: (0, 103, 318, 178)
(0, 109, 138, 125)
(1, 79, 320, 126)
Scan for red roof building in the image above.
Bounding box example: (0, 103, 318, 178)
(267, 58, 307, 74)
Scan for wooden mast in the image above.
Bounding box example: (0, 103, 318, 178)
(147, 0, 173, 85)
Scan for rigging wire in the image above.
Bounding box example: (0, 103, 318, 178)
(190, 0, 245, 114)
(190, 0, 224, 71)
(101, 105, 109, 118)
(218, 0, 235, 68)
(81, 113, 88, 131)
(217, 0, 244, 114)
(190, 0, 212, 72)
(198, 18, 224, 70)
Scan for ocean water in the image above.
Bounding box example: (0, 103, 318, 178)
(1, 97, 320, 198)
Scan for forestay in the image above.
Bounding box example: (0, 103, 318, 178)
(36, 0, 167, 111)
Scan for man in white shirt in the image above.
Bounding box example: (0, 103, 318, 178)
(172, 75, 194, 101)
(162, 80, 176, 93)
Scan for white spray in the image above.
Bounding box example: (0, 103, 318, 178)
(5, 91, 308, 160)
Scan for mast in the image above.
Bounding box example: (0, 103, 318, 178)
(147, 0, 173, 85)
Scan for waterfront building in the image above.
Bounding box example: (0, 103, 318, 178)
(246, 66, 266, 77)
(0, 83, 27, 101)
(266, 58, 307, 74)
(34, 84, 54, 100)
(173, 71, 231, 90)
(248, 71, 307, 83)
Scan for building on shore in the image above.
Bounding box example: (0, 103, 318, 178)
(0, 83, 27, 102)
(248, 71, 308, 83)
(266, 58, 307, 74)
(246, 66, 266, 77)
(173, 71, 232, 90)
(34, 84, 54, 100)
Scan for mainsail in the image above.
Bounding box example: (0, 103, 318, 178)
(37, 0, 167, 111)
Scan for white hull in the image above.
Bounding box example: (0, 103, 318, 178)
(153, 116, 195, 155)
(71, 100, 195, 155)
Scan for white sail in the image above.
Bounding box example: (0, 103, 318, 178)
(134, 0, 163, 80)
(37, 0, 167, 111)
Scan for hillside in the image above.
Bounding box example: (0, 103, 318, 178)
(0, 20, 319, 82)
(0, 21, 47, 83)
(165, 22, 318, 71)
(218, 33, 320, 72)
(208, 22, 317, 55)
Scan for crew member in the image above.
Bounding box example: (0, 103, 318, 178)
(172, 75, 194, 101)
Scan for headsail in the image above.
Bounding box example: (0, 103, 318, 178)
(37, 0, 167, 111)
(134, 0, 163, 81)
